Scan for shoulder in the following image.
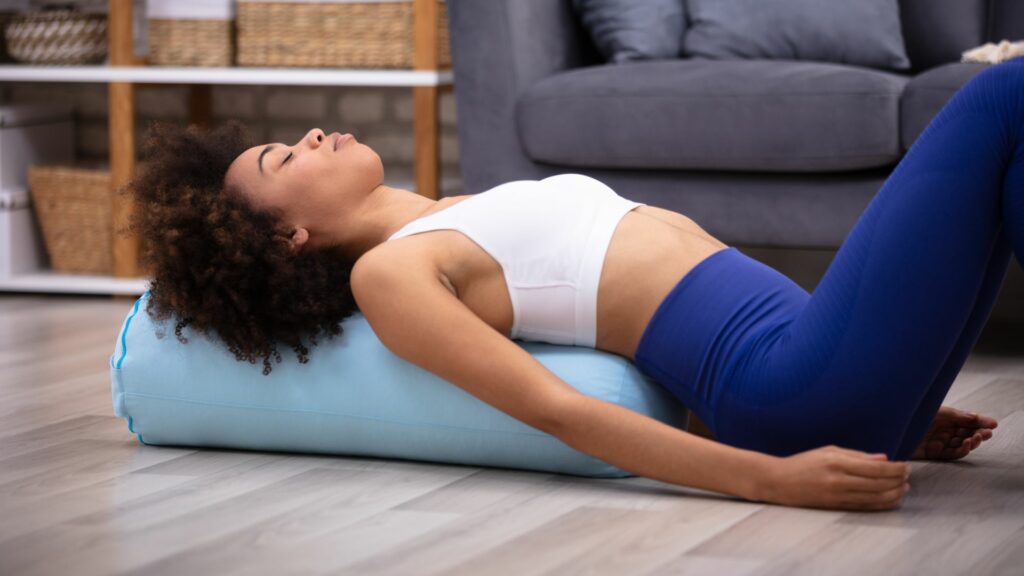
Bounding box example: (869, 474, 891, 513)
(354, 242, 419, 279)
(351, 237, 447, 291)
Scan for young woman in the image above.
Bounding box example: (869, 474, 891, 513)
(127, 58, 1023, 513)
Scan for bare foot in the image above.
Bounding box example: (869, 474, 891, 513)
(912, 405, 998, 461)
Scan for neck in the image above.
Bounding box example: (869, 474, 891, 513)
(332, 183, 437, 262)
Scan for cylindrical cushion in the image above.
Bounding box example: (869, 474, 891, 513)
(110, 292, 690, 478)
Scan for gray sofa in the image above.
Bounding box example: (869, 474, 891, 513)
(446, 0, 1024, 251)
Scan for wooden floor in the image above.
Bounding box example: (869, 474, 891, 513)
(1, 292, 1023, 576)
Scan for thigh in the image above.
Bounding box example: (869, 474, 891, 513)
(714, 62, 1024, 457)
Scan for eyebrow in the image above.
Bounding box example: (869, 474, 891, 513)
(257, 144, 276, 175)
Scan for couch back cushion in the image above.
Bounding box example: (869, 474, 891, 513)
(518, 59, 908, 173)
(682, 0, 910, 71)
(898, 0, 988, 72)
(572, 0, 686, 63)
(990, 0, 1024, 43)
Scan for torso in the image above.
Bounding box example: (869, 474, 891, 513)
(380, 195, 729, 362)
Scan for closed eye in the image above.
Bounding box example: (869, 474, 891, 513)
(282, 151, 293, 166)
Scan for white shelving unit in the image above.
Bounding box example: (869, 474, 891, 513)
(0, 0, 451, 296)
(0, 67, 452, 296)
(0, 65, 453, 86)
(0, 270, 150, 295)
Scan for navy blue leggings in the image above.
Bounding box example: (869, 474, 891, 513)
(633, 58, 1024, 460)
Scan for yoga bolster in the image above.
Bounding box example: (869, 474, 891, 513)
(109, 291, 690, 478)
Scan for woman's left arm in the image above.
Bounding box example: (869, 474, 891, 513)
(349, 247, 909, 509)
(351, 248, 587, 437)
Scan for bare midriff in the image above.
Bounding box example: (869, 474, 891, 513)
(401, 195, 730, 363)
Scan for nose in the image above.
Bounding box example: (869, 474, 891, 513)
(304, 127, 326, 148)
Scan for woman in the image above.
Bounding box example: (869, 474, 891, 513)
(127, 59, 1022, 513)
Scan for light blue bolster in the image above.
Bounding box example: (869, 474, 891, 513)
(110, 291, 689, 478)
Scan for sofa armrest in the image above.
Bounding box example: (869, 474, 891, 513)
(898, 0, 989, 72)
(448, 0, 600, 192)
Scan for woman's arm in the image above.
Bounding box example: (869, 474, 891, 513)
(555, 396, 911, 510)
(352, 248, 910, 511)
(557, 395, 770, 499)
(351, 248, 587, 436)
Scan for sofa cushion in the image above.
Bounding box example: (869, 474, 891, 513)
(900, 62, 989, 151)
(570, 0, 685, 64)
(517, 59, 909, 173)
(683, 0, 910, 71)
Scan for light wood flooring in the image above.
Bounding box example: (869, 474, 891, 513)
(1, 290, 1022, 576)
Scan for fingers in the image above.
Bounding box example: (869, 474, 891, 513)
(840, 483, 909, 509)
(830, 446, 888, 459)
(841, 472, 907, 493)
(829, 448, 911, 479)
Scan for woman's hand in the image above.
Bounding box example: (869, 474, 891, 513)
(912, 405, 998, 461)
(759, 445, 911, 511)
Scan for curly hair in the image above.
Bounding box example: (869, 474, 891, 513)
(124, 120, 359, 375)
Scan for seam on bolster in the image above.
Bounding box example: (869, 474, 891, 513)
(115, 295, 145, 370)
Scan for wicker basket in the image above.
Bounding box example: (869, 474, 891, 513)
(147, 0, 235, 67)
(237, 0, 451, 69)
(5, 10, 107, 65)
(0, 11, 18, 63)
(27, 164, 113, 275)
(148, 19, 234, 67)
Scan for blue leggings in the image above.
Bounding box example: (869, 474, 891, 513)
(633, 58, 1024, 460)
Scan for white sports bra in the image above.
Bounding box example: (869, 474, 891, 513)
(387, 173, 645, 347)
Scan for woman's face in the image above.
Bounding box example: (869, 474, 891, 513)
(224, 127, 384, 251)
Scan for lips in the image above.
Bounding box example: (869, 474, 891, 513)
(332, 132, 353, 151)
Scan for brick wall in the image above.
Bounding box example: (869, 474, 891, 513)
(0, 82, 463, 195)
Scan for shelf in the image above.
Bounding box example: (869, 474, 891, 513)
(0, 0, 449, 295)
(0, 65, 454, 87)
(0, 270, 150, 295)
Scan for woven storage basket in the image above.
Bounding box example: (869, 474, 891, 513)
(4, 10, 106, 65)
(237, 0, 451, 69)
(147, 0, 235, 67)
(148, 20, 233, 67)
(0, 12, 18, 63)
(27, 164, 113, 275)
